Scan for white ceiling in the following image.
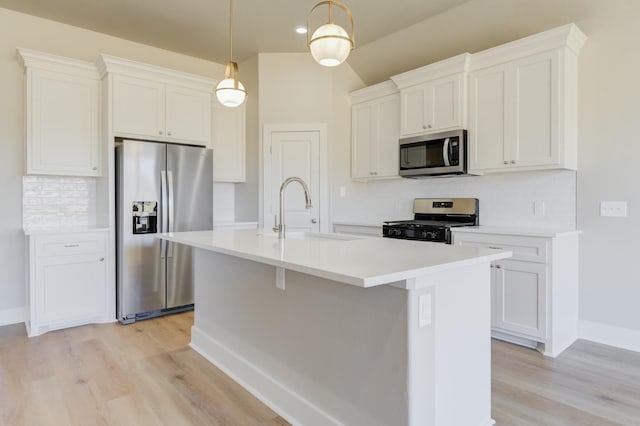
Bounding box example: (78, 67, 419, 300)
(0, 0, 618, 85)
(0, 0, 473, 64)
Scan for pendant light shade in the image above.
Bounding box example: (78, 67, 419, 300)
(307, 1, 355, 67)
(216, 61, 246, 107)
(216, 0, 246, 107)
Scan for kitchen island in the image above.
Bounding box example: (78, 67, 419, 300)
(158, 229, 511, 426)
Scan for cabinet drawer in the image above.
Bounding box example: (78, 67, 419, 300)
(34, 232, 107, 257)
(452, 233, 549, 263)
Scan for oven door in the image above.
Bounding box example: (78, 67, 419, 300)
(399, 130, 466, 177)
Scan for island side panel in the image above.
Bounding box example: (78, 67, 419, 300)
(407, 264, 494, 426)
(191, 248, 410, 426)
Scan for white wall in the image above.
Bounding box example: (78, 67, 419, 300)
(256, 53, 363, 229)
(332, 171, 576, 229)
(0, 8, 224, 318)
(577, 5, 640, 333)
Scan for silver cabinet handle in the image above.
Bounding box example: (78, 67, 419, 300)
(495, 265, 502, 269)
(99, 257, 105, 262)
(167, 131, 172, 136)
(311, 218, 318, 224)
(158, 130, 163, 135)
(63, 243, 79, 248)
(92, 166, 98, 171)
(511, 160, 516, 164)
(488, 246, 502, 250)
(503, 161, 509, 165)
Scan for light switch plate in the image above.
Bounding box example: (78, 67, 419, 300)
(534, 201, 546, 217)
(600, 201, 627, 217)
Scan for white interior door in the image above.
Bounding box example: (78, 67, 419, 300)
(264, 129, 321, 232)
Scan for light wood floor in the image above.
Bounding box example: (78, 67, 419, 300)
(1, 313, 639, 425)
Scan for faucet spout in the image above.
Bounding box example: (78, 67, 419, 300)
(274, 177, 313, 239)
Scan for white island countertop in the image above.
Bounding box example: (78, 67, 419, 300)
(158, 229, 511, 288)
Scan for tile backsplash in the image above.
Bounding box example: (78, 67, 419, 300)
(23, 176, 96, 230)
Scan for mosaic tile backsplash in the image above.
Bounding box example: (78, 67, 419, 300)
(23, 175, 96, 230)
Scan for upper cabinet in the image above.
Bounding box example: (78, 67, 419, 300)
(391, 54, 470, 137)
(98, 55, 213, 146)
(468, 24, 587, 174)
(18, 49, 101, 177)
(350, 81, 400, 180)
(211, 100, 246, 182)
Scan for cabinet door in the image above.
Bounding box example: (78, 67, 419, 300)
(511, 51, 559, 168)
(351, 102, 374, 179)
(166, 85, 211, 145)
(212, 101, 246, 182)
(28, 69, 100, 176)
(374, 94, 400, 178)
(431, 74, 462, 131)
(400, 85, 427, 136)
(35, 254, 107, 324)
(468, 64, 510, 172)
(493, 260, 548, 340)
(112, 75, 165, 138)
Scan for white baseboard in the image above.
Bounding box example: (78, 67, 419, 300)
(579, 320, 640, 353)
(0, 306, 26, 326)
(190, 325, 341, 426)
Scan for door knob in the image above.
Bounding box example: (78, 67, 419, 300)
(311, 218, 318, 224)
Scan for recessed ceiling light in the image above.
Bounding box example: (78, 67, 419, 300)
(295, 26, 308, 35)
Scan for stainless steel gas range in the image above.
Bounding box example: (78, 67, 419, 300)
(383, 198, 479, 244)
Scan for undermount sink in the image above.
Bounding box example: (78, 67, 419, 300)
(256, 231, 362, 242)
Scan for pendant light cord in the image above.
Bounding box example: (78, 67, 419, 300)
(228, 0, 233, 62)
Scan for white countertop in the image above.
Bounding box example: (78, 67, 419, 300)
(158, 229, 511, 288)
(23, 227, 109, 236)
(451, 226, 582, 238)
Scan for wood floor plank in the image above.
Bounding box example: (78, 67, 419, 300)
(1, 314, 639, 425)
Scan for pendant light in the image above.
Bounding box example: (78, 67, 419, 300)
(216, 0, 246, 107)
(307, 1, 355, 67)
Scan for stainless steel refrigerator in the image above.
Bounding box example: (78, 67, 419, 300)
(115, 139, 212, 324)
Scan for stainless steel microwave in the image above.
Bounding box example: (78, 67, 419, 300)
(399, 129, 467, 178)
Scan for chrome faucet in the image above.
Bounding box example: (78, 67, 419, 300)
(273, 177, 313, 239)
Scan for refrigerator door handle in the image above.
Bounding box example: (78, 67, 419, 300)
(160, 170, 168, 258)
(167, 170, 175, 258)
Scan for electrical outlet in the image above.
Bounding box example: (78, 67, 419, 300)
(534, 201, 545, 217)
(600, 201, 627, 217)
(339, 186, 346, 198)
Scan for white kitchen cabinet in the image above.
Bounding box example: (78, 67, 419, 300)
(18, 49, 101, 177)
(211, 100, 246, 182)
(391, 54, 470, 137)
(350, 81, 400, 180)
(25, 230, 112, 337)
(112, 74, 211, 145)
(468, 24, 586, 174)
(492, 259, 548, 340)
(99, 54, 214, 146)
(452, 228, 579, 357)
(398, 74, 463, 136)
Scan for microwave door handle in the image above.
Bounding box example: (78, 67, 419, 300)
(443, 138, 451, 167)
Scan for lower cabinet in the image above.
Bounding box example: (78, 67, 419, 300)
(452, 229, 579, 357)
(492, 259, 548, 340)
(26, 230, 112, 337)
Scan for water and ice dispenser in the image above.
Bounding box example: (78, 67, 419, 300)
(132, 201, 158, 234)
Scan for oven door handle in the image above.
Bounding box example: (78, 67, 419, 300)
(443, 137, 451, 167)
